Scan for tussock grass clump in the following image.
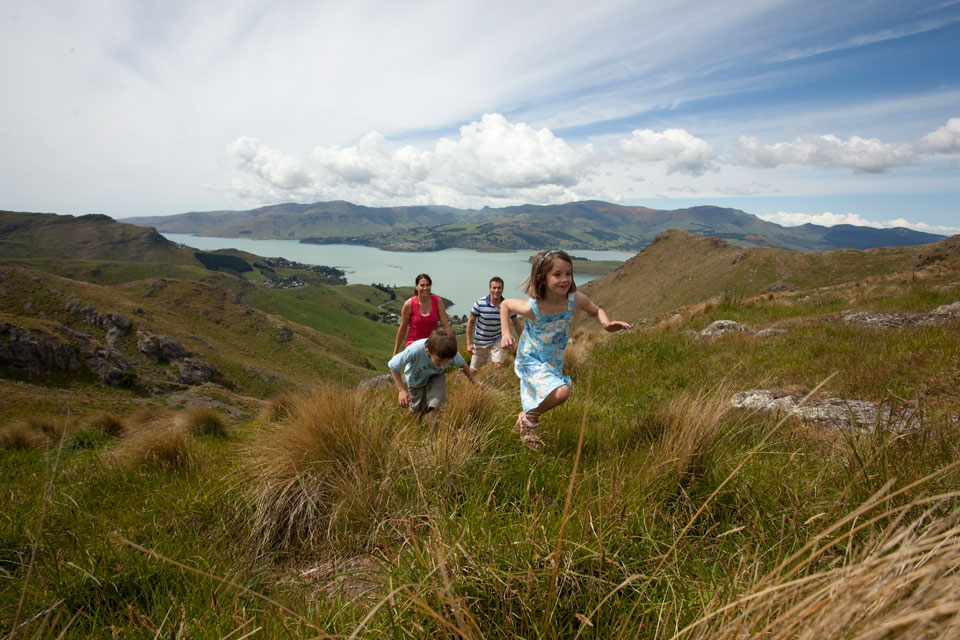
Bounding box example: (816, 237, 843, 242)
(85, 411, 126, 437)
(244, 385, 410, 550)
(181, 407, 229, 438)
(0, 413, 81, 450)
(111, 422, 196, 470)
(260, 390, 300, 422)
(0, 418, 52, 449)
(643, 387, 735, 493)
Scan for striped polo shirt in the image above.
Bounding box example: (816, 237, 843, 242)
(470, 295, 516, 346)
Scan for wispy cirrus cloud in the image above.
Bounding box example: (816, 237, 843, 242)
(767, 15, 960, 63)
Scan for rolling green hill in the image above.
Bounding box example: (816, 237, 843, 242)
(0, 211, 402, 418)
(120, 199, 945, 252)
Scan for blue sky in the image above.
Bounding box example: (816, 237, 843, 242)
(1, 0, 958, 234)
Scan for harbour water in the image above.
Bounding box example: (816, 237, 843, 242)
(162, 234, 637, 312)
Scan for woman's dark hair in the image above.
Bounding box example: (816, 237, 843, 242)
(415, 273, 432, 286)
(524, 249, 576, 299)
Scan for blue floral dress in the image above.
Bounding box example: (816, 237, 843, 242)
(514, 295, 573, 411)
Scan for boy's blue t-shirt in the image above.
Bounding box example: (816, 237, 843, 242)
(388, 339, 465, 388)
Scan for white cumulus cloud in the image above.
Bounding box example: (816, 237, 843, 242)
(915, 117, 960, 154)
(225, 136, 313, 190)
(619, 128, 717, 176)
(735, 134, 916, 173)
(432, 113, 596, 192)
(226, 113, 599, 207)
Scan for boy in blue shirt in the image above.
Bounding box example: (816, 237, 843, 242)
(388, 329, 481, 427)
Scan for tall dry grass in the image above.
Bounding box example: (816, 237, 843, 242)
(642, 387, 735, 494)
(244, 385, 413, 550)
(680, 492, 960, 639)
(0, 413, 79, 450)
(110, 421, 196, 469)
(180, 406, 229, 438)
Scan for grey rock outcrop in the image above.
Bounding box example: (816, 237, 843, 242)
(731, 389, 922, 433)
(698, 320, 787, 340)
(0, 320, 137, 387)
(0, 321, 82, 374)
(174, 358, 221, 385)
(137, 330, 189, 363)
(358, 374, 393, 390)
(834, 301, 960, 329)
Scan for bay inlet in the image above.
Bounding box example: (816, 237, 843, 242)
(162, 234, 636, 312)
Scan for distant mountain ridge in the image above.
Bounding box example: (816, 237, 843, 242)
(120, 199, 946, 253)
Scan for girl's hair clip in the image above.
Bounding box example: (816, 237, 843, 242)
(537, 249, 561, 272)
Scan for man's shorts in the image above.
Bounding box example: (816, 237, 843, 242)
(471, 341, 505, 370)
(409, 373, 447, 414)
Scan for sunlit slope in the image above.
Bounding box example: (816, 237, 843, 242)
(581, 229, 960, 323)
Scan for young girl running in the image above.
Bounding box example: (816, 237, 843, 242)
(500, 249, 630, 450)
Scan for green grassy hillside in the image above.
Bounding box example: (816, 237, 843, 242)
(0, 211, 202, 264)
(3, 229, 959, 637)
(581, 229, 960, 326)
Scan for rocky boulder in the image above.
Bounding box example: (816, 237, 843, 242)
(731, 389, 922, 433)
(137, 330, 189, 363)
(698, 320, 787, 340)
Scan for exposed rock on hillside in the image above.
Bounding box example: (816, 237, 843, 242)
(697, 320, 786, 339)
(0, 320, 136, 386)
(731, 389, 922, 433)
(137, 330, 189, 363)
(833, 301, 960, 328)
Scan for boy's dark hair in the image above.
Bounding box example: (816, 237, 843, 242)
(524, 249, 577, 299)
(489, 276, 504, 286)
(425, 329, 458, 359)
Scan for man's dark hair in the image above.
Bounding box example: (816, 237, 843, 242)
(489, 276, 504, 286)
(425, 329, 458, 359)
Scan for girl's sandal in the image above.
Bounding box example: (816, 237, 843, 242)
(516, 412, 542, 451)
(520, 431, 543, 451)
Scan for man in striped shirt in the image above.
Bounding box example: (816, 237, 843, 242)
(466, 277, 524, 371)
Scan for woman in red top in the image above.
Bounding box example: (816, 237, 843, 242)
(392, 273, 453, 355)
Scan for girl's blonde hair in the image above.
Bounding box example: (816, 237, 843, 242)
(524, 249, 577, 299)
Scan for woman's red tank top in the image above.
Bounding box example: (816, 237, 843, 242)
(406, 294, 440, 346)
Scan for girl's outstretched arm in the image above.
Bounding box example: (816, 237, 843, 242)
(500, 298, 531, 350)
(573, 292, 631, 332)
